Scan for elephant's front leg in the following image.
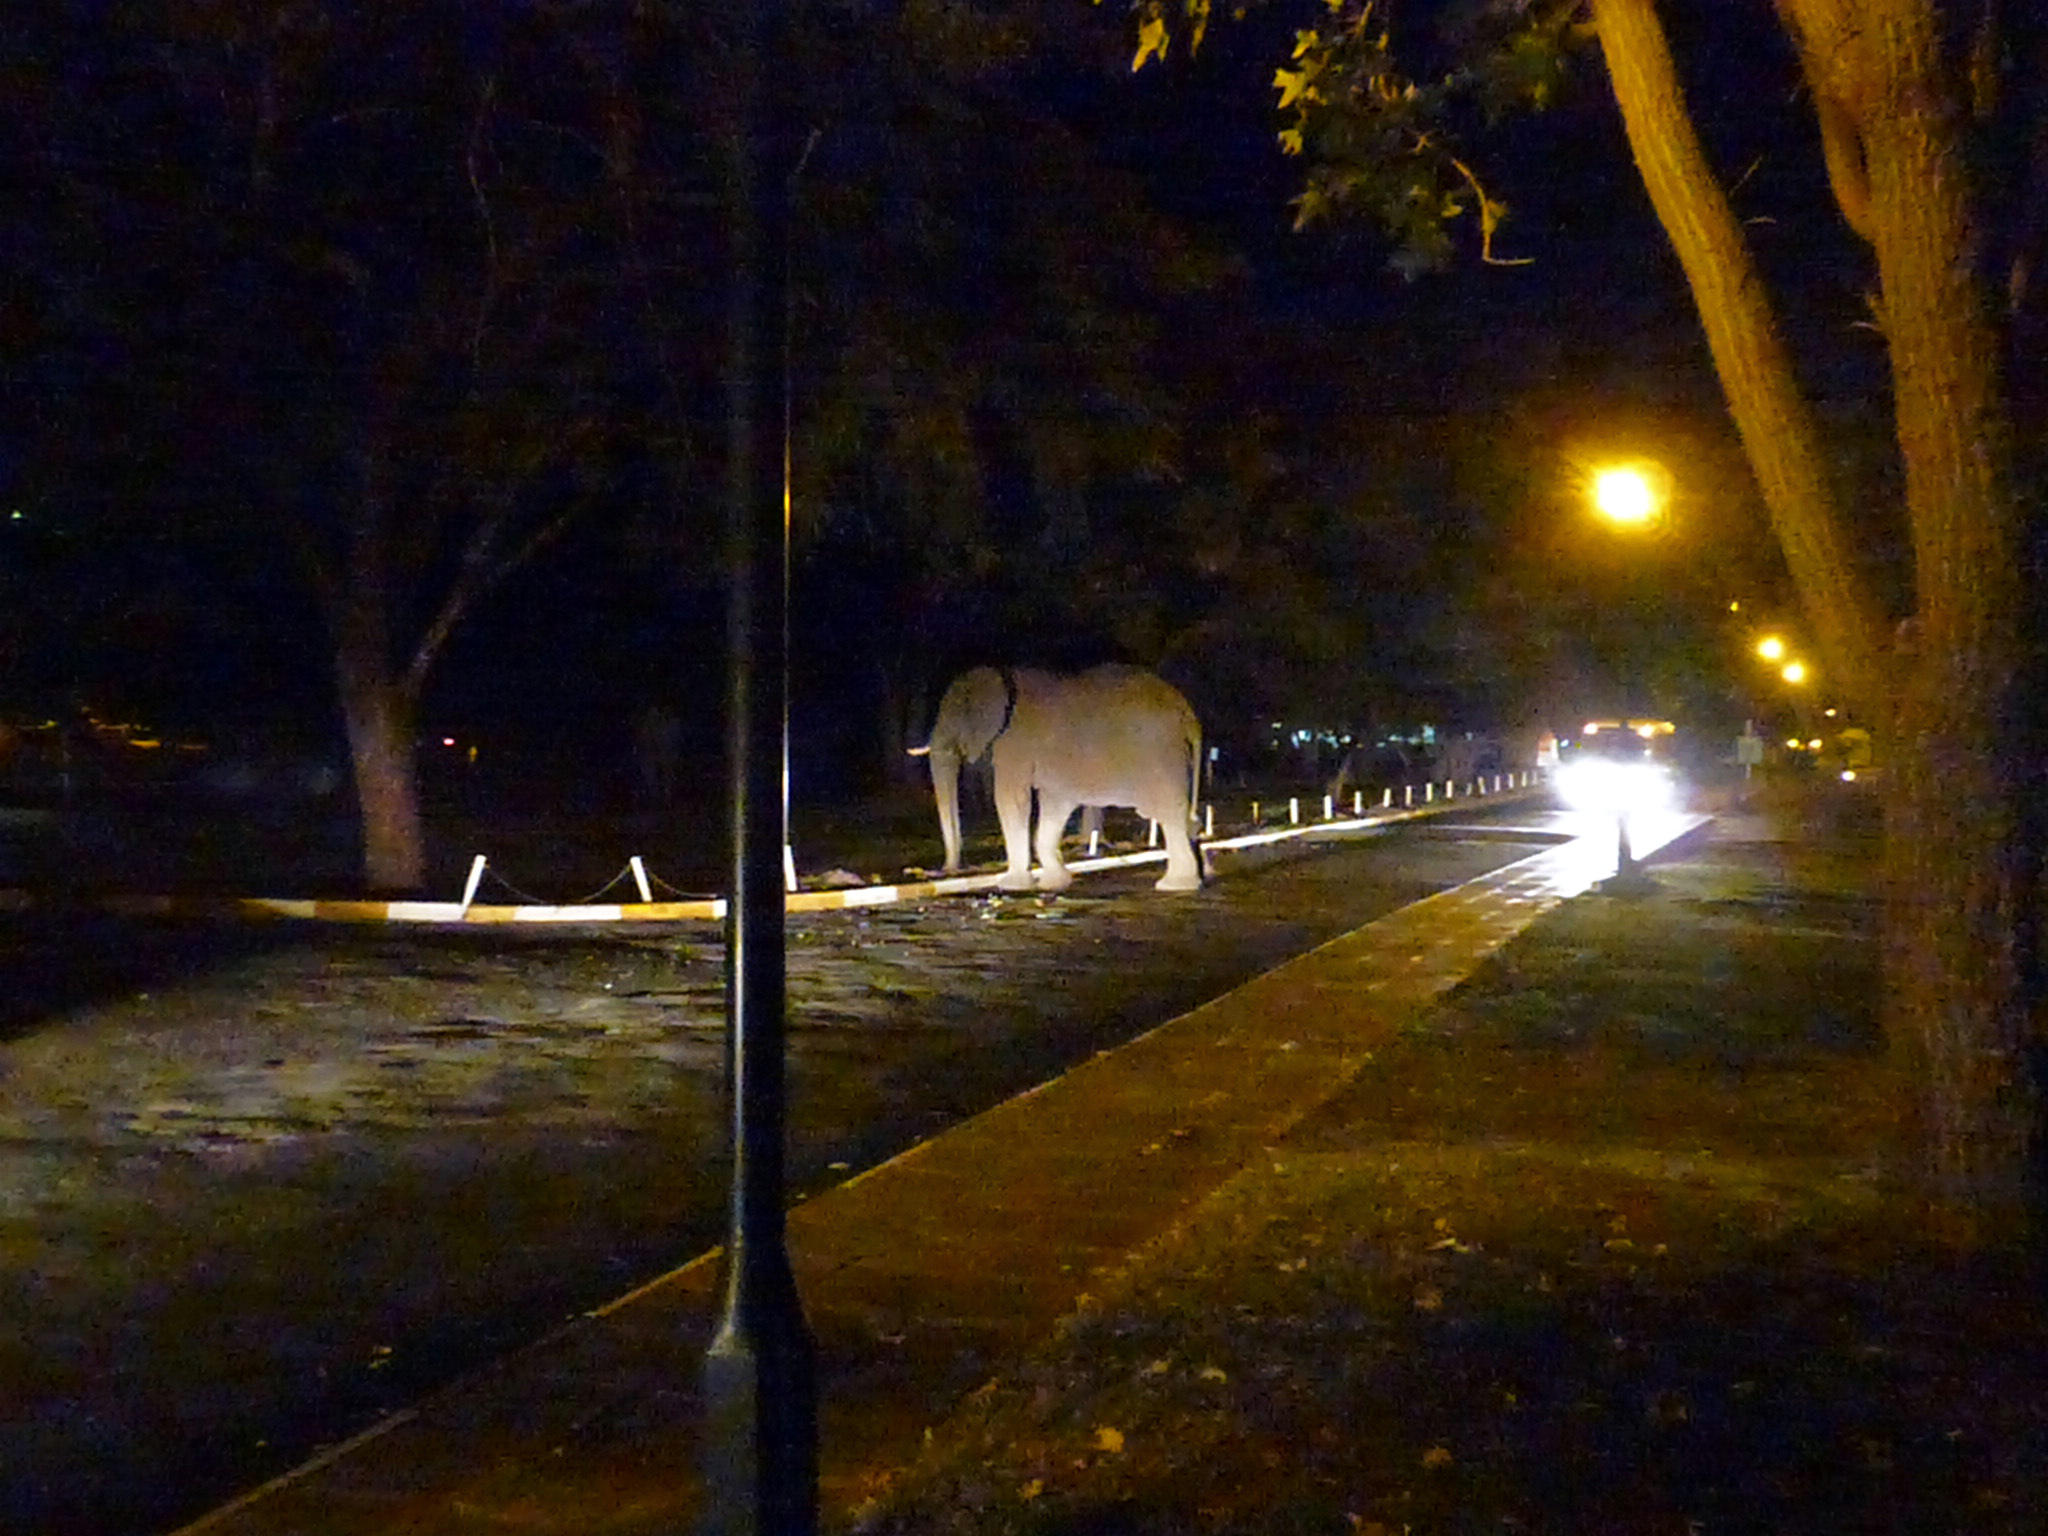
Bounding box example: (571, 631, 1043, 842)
(993, 772, 1036, 891)
(1033, 791, 1077, 890)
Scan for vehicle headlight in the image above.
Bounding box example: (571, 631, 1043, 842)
(1556, 758, 1674, 815)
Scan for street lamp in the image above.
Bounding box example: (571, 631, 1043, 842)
(1756, 634, 1786, 663)
(1591, 463, 1664, 528)
(1780, 660, 1807, 685)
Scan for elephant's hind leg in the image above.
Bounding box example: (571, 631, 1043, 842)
(1154, 835, 1203, 891)
(1143, 800, 1203, 891)
(1033, 792, 1077, 890)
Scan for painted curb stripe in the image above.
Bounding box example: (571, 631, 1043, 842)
(1, 788, 1549, 925)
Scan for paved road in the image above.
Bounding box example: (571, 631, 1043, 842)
(1, 804, 1574, 1535)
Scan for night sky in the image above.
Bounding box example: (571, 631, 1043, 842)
(1, 1, 1882, 811)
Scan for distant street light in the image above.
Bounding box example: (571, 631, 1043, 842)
(1781, 660, 1808, 685)
(1756, 634, 1786, 662)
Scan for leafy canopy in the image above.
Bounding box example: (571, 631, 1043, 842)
(1123, 0, 1586, 275)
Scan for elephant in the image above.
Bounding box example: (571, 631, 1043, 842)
(910, 664, 1204, 892)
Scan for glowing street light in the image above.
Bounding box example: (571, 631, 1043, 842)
(1591, 464, 1662, 528)
(1756, 635, 1786, 662)
(1781, 660, 1808, 685)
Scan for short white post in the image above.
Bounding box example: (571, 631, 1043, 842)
(629, 855, 653, 903)
(1322, 794, 1334, 820)
(1425, 783, 1435, 803)
(782, 844, 797, 894)
(1252, 799, 1261, 824)
(1354, 791, 1364, 816)
(1204, 804, 1214, 839)
(1289, 797, 1301, 825)
(1445, 781, 1456, 800)
(460, 854, 487, 913)
(1404, 784, 1414, 807)
(1381, 788, 1392, 809)
(1088, 828, 1101, 856)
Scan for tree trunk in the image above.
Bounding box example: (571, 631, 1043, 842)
(1851, 3, 2031, 1237)
(336, 639, 426, 895)
(1594, 0, 2037, 1236)
(1589, 0, 1886, 715)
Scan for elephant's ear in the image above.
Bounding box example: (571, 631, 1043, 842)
(946, 667, 1014, 759)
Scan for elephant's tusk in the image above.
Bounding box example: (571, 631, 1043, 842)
(906, 744, 932, 757)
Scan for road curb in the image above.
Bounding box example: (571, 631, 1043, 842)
(1, 786, 1548, 925)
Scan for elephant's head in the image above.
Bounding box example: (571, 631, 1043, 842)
(909, 667, 1013, 873)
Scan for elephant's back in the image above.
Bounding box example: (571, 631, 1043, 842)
(1013, 665, 1199, 756)
(1063, 664, 1195, 720)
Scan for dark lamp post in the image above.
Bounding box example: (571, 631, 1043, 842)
(701, 1, 817, 1532)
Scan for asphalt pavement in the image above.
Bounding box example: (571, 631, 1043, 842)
(172, 805, 1708, 1536)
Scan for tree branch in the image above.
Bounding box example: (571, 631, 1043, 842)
(1815, 94, 1876, 243)
(1444, 154, 1535, 266)
(1593, 0, 1889, 713)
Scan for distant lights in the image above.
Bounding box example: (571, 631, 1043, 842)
(1756, 636, 1786, 662)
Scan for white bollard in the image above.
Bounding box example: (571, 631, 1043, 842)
(1252, 799, 1261, 824)
(1425, 783, 1435, 803)
(1088, 829, 1101, 857)
(783, 844, 797, 894)
(460, 854, 487, 912)
(1404, 785, 1414, 807)
(630, 855, 653, 903)
(1354, 791, 1364, 816)
(1204, 804, 1214, 839)
(1323, 794, 1334, 820)
(1289, 797, 1301, 824)
(1382, 788, 1393, 809)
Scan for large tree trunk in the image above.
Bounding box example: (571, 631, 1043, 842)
(1593, 0, 2036, 1236)
(1848, 3, 2031, 1236)
(336, 658, 425, 894)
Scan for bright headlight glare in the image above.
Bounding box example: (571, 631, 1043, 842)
(1556, 759, 1674, 814)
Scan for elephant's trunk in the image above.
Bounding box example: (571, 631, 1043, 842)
(928, 747, 965, 873)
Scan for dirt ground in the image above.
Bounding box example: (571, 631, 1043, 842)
(849, 792, 2048, 1535)
(1, 809, 1557, 1536)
